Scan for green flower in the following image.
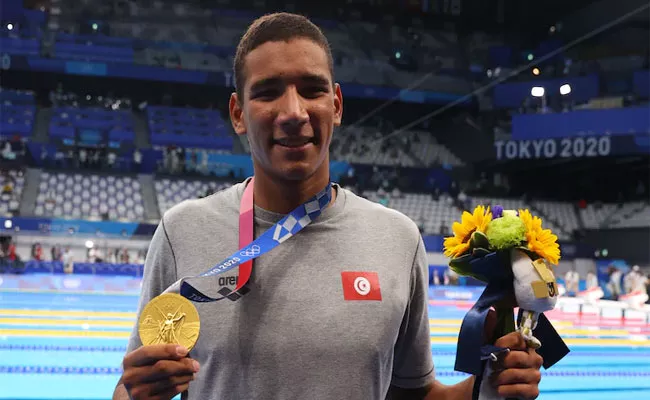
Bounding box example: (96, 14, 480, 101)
(485, 214, 526, 251)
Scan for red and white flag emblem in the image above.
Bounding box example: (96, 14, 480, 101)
(341, 271, 382, 301)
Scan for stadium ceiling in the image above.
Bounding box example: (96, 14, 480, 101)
(506, 0, 648, 29)
(497, 0, 602, 31)
(519, 0, 596, 22)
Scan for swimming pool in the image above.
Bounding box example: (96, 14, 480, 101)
(1, 289, 648, 399)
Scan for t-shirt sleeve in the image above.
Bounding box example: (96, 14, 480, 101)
(126, 218, 178, 353)
(391, 236, 436, 389)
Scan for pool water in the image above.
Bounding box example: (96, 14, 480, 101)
(1, 290, 648, 399)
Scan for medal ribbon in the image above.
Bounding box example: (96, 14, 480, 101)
(179, 177, 332, 302)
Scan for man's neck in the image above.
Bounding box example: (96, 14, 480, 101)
(251, 168, 334, 215)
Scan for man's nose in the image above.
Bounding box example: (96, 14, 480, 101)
(276, 86, 309, 130)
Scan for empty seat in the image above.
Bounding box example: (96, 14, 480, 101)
(34, 171, 145, 221)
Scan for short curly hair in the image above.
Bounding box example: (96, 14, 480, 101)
(233, 12, 334, 100)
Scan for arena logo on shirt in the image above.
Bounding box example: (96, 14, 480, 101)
(218, 275, 238, 287)
(214, 273, 251, 302)
(341, 271, 382, 301)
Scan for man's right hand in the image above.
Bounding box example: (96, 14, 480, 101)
(120, 344, 200, 400)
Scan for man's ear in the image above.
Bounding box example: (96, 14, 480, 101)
(229, 92, 247, 136)
(333, 83, 343, 126)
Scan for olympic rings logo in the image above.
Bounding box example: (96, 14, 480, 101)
(240, 245, 261, 257)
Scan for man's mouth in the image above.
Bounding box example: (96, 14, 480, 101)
(273, 137, 316, 148)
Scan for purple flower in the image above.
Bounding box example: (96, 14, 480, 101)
(492, 205, 503, 219)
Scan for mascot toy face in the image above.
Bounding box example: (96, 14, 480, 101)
(511, 248, 558, 313)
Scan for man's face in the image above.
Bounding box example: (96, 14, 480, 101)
(230, 38, 343, 182)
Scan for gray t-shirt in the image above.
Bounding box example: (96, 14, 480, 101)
(126, 180, 435, 399)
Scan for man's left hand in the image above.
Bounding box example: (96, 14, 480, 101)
(488, 332, 543, 400)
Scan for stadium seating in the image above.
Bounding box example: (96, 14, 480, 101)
(580, 203, 620, 229)
(607, 201, 650, 228)
(65, 1, 472, 94)
(49, 106, 135, 143)
(34, 172, 144, 221)
(0, 169, 25, 216)
(0, 88, 36, 138)
(147, 106, 233, 150)
(532, 200, 581, 236)
(331, 127, 463, 167)
(363, 191, 462, 234)
(54, 33, 134, 64)
(0, 36, 40, 56)
(155, 178, 233, 215)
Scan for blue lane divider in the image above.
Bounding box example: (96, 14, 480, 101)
(2, 345, 649, 358)
(541, 387, 650, 394)
(0, 366, 122, 374)
(429, 349, 650, 357)
(1, 365, 649, 377)
(434, 370, 650, 377)
(0, 344, 127, 352)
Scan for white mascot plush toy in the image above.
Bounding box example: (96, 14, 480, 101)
(511, 248, 559, 348)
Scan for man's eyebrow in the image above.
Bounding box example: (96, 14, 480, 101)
(249, 77, 282, 92)
(300, 74, 331, 86)
(249, 74, 331, 92)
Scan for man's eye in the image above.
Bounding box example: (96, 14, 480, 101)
(252, 90, 279, 99)
(302, 87, 328, 97)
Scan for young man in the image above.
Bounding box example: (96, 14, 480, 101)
(114, 13, 543, 400)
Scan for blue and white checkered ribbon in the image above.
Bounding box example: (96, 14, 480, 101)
(179, 182, 332, 302)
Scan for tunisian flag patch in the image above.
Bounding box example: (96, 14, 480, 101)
(341, 271, 382, 301)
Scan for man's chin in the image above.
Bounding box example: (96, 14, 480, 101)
(270, 161, 322, 182)
(277, 166, 315, 181)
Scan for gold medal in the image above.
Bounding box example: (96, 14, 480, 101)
(138, 293, 200, 351)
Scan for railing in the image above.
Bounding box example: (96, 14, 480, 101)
(0, 260, 144, 277)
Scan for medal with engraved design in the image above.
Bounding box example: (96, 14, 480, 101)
(138, 293, 200, 351)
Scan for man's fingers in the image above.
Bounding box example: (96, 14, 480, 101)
(124, 358, 198, 385)
(500, 349, 538, 369)
(121, 345, 200, 400)
(529, 348, 544, 369)
(149, 373, 196, 396)
(496, 347, 543, 370)
(496, 383, 540, 400)
(129, 380, 191, 400)
(146, 358, 198, 382)
(124, 344, 189, 368)
(494, 332, 526, 351)
(151, 382, 191, 400)
(491, 368, 541, 387)
(488, 337, 543, 400)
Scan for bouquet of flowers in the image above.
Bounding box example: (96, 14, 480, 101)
(443, 205, 569, 400)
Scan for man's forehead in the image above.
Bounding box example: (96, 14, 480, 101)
(243, 39, 332, 87)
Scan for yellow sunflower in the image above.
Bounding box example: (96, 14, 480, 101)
(444, 205, 492, 258)
(518, 209, 561, 265)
